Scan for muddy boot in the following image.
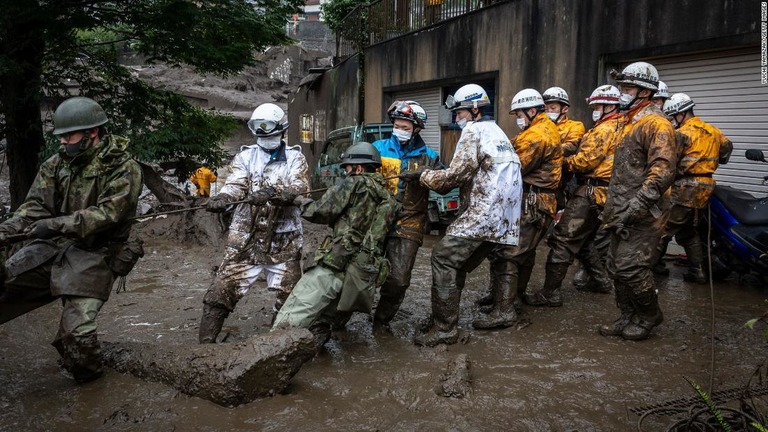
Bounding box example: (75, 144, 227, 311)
(414, 285, 460, 347)
(652, 261, 670, 276)
(579, 247, 613, 293)
(683, 267, 707, 284)
(199, 304, 230, 344)
(621, 291, 664, 341)
(473, 267, 518, 329)
(572, 263, 593, 291)
(682, 244, 707, 284)
(512, 265, 532, 312)
(53, 333, 104, 384)
(599, 284, 634, 337)
(270, 291, 290, 326)
(525, 262, 569, 307)
(476, 262, 499, 313)
(309, 323, 332, 352)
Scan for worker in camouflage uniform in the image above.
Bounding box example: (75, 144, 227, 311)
(529, 85, 625, 305)
(599, 62, 678, 341)
(273, 142, 399, 348)
(0, 97, 143, 383)
(371, 100, 442, 330)
(489, 89, 561, 309)
(410, 83, 522, 346)
(199, 103, 309, 343)
(653, 93, 732, 284)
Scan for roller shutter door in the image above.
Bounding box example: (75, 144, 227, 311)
(392, 88, 442, 154)
(652, 49, 768, 197)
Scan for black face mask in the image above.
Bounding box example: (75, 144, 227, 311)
(64, 134, 92, 157)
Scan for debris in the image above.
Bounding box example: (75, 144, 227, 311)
(434, 354, 472, 399)
(101, 328, 316, 407)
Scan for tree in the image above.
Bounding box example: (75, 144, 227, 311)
(321, 0, 368, 49)
(0, 0, 303, 209)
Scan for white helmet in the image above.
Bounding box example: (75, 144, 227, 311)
(445, 84, 491, 111)
(407, 101, 428, 128)
(542, 87, 570, 106)
(586, 85, 621, 106)
(510, 88, 545, 113)
(663, 93, 695, 116)
(613, 61, 659, 91)
(247, 103, 288, 137)
(655, 81, 670, 99)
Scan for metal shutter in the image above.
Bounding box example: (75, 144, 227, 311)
(653, 49, 768, 197)
(392, 88, 442, 154)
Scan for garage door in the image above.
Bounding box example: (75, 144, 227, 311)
(392, 88, 442, 154)
(652, 49, 768, 197)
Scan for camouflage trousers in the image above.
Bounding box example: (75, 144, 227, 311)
(373, 237, 420, 324)
(655, 204, 705, 268)
(2, 261, 105, 383)
(203, 259, 301, 312)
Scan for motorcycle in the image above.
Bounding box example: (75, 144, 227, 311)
(699, 149, 768, 281)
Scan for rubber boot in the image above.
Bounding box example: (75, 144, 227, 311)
(309, 323, 332, 352)
(682, 243, 707, 284)
(525, 262, 569, 307)
(53, 333, 104, 384)
(198, 304, 230, 344)
(652, 238, 671, 276)
(621, 290, 664, 341)
(414, 282, 460, 347)
(599, 283, 634, 337)
(473, 264, 518, 329)
(572, 262, 593, 291)
(514, 265, 533, 312)
(270, 291, 290, 326)
(476, 262, 500, 313)
(579, 247, 613, 293)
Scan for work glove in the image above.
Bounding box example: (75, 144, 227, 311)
(398, 171, 423, 183)
(620, 197, 650, 226)
(206, 193, 233, 213)
(293, 195, 314, 209)
(23, 220, 60, 240)
(249, 187, 275, 206)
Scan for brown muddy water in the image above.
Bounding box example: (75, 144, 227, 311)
(1, 228, 766, 431)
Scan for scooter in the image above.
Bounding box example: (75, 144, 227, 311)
(699, 149, 768, 281)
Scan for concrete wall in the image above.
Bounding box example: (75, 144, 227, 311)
(287, 55, 360, 170)
(364, 0, 760, 134)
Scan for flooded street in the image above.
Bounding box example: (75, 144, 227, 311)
(1, 226, 766, 431)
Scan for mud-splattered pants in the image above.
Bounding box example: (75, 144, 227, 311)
(655, 204, 705, 269)
(203, 260, 302, 312)
(373, 237, 420, 324)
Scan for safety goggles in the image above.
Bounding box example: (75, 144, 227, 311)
(387, 100, 413, 117)
(444, 94, 458, 110)
(248, 119, 281, 135)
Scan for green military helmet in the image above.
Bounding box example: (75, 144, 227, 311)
(340, 141, 382, 168)
(52, 97, 108, 135)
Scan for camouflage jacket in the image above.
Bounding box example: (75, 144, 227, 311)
(565, 113, 625, 206)
(556, 117, 586, 157)
(672, 117, 733, 208)
(302, 173, 400, 272)
(0, 135, 142, 250)
(513, 112, 563, 217)
(374, 134, 442, 244)
(602, 102, 678, 226)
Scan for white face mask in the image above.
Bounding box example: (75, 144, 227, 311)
(257, 135, 282, 150)
(592, 110, 602, 122)
(619, 93, 635, 110)
(516, 117, 527, 130)
(547, 112, 560, 122)
(457, 118, 469, 129)
(392, 129, 412, 142)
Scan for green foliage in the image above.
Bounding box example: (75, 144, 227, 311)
(321, 0, 369, 49)
(1, 0, 303, 189)
(684, 376, 732, 431)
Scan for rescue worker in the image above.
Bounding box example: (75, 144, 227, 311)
(599, 62, 678, 341)
(487, 89, 562, 308)
(371, 100, 442, 330)
(0, 97, 143, 383)
(654, 93, 732, 283)
(650, 80, 670, 109)
(273, 142, 399, 348)
(189, 166, 218, 197)
(528, 85, 624, 305)
(543, 86, 586, 157)
(410, 83, 522, 346)
(199, 102, 309, 343)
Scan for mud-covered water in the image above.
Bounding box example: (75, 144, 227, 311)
(1, 227, 766, 431)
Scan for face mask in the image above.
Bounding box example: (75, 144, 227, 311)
(547, 112, 560, 122)
(64, 134, 91, 157)
(516, 117, 527, 130)
(257, 135, 282, 150)
(392, 129, 412, 142)
(456, 118, 468, 129)
(592, 110, 602, 122)
(619, 93, 635, 110)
